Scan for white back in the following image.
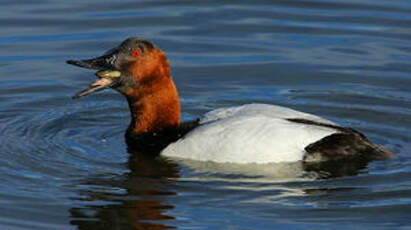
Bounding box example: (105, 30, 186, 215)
(162, 104, 339, 164)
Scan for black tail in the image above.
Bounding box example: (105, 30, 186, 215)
(303, 132, 394, 162)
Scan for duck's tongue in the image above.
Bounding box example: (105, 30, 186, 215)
(72, 77, 115, 99)
(72, 70, 122, 99)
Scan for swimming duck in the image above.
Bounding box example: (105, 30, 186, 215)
(67, 37, 393, 164)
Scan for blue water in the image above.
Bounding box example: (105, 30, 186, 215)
(0, 0, 410, 229)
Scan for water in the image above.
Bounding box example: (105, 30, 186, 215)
(0, 0, 410, 229)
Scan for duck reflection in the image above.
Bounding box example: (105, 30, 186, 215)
(68, 142, 374, 230)
(69, 149, 180, 230)
(303, 158, 370, 178)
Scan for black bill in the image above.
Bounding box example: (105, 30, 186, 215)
(66, 49, 118, 70)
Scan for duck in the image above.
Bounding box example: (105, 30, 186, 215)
(66, 37, 393, 164)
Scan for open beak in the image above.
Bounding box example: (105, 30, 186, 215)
(71, 71, 121, 99)
(67, 50, 121, 99)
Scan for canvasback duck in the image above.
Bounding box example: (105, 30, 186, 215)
(67, 37, 393, 164)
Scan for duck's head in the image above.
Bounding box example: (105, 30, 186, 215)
(67, 37, 180, 134)
(67, 37, 170, 99)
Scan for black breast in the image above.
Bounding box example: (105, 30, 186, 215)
(125, 119, 200, 155)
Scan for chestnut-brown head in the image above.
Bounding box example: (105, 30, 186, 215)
(67, 37, 169, 98)
(67, 37, 180, 133)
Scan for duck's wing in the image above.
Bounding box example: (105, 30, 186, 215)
(162, 113, 338, 163)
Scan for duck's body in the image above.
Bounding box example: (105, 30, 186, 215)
(67, 37, 393, 165)
(163, 103, 389, 163)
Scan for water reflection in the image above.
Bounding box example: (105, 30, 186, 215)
(70, 151, 180, 230)
(68, 137, 379, 229)
(303, 158, 370, 178)
(177, 155, 372, 180)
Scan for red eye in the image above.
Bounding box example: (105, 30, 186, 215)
(132, 50, 141, 57)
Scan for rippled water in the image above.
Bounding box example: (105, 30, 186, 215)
(1, 0, 410, 229)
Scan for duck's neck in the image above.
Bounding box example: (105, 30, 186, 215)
(125, 73, 180, 135)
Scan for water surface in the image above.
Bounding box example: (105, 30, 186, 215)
(0, 0, 410, 229)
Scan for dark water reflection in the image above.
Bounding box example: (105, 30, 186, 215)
(1, 0, 411, 229)
(70, 153, 179, 230)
